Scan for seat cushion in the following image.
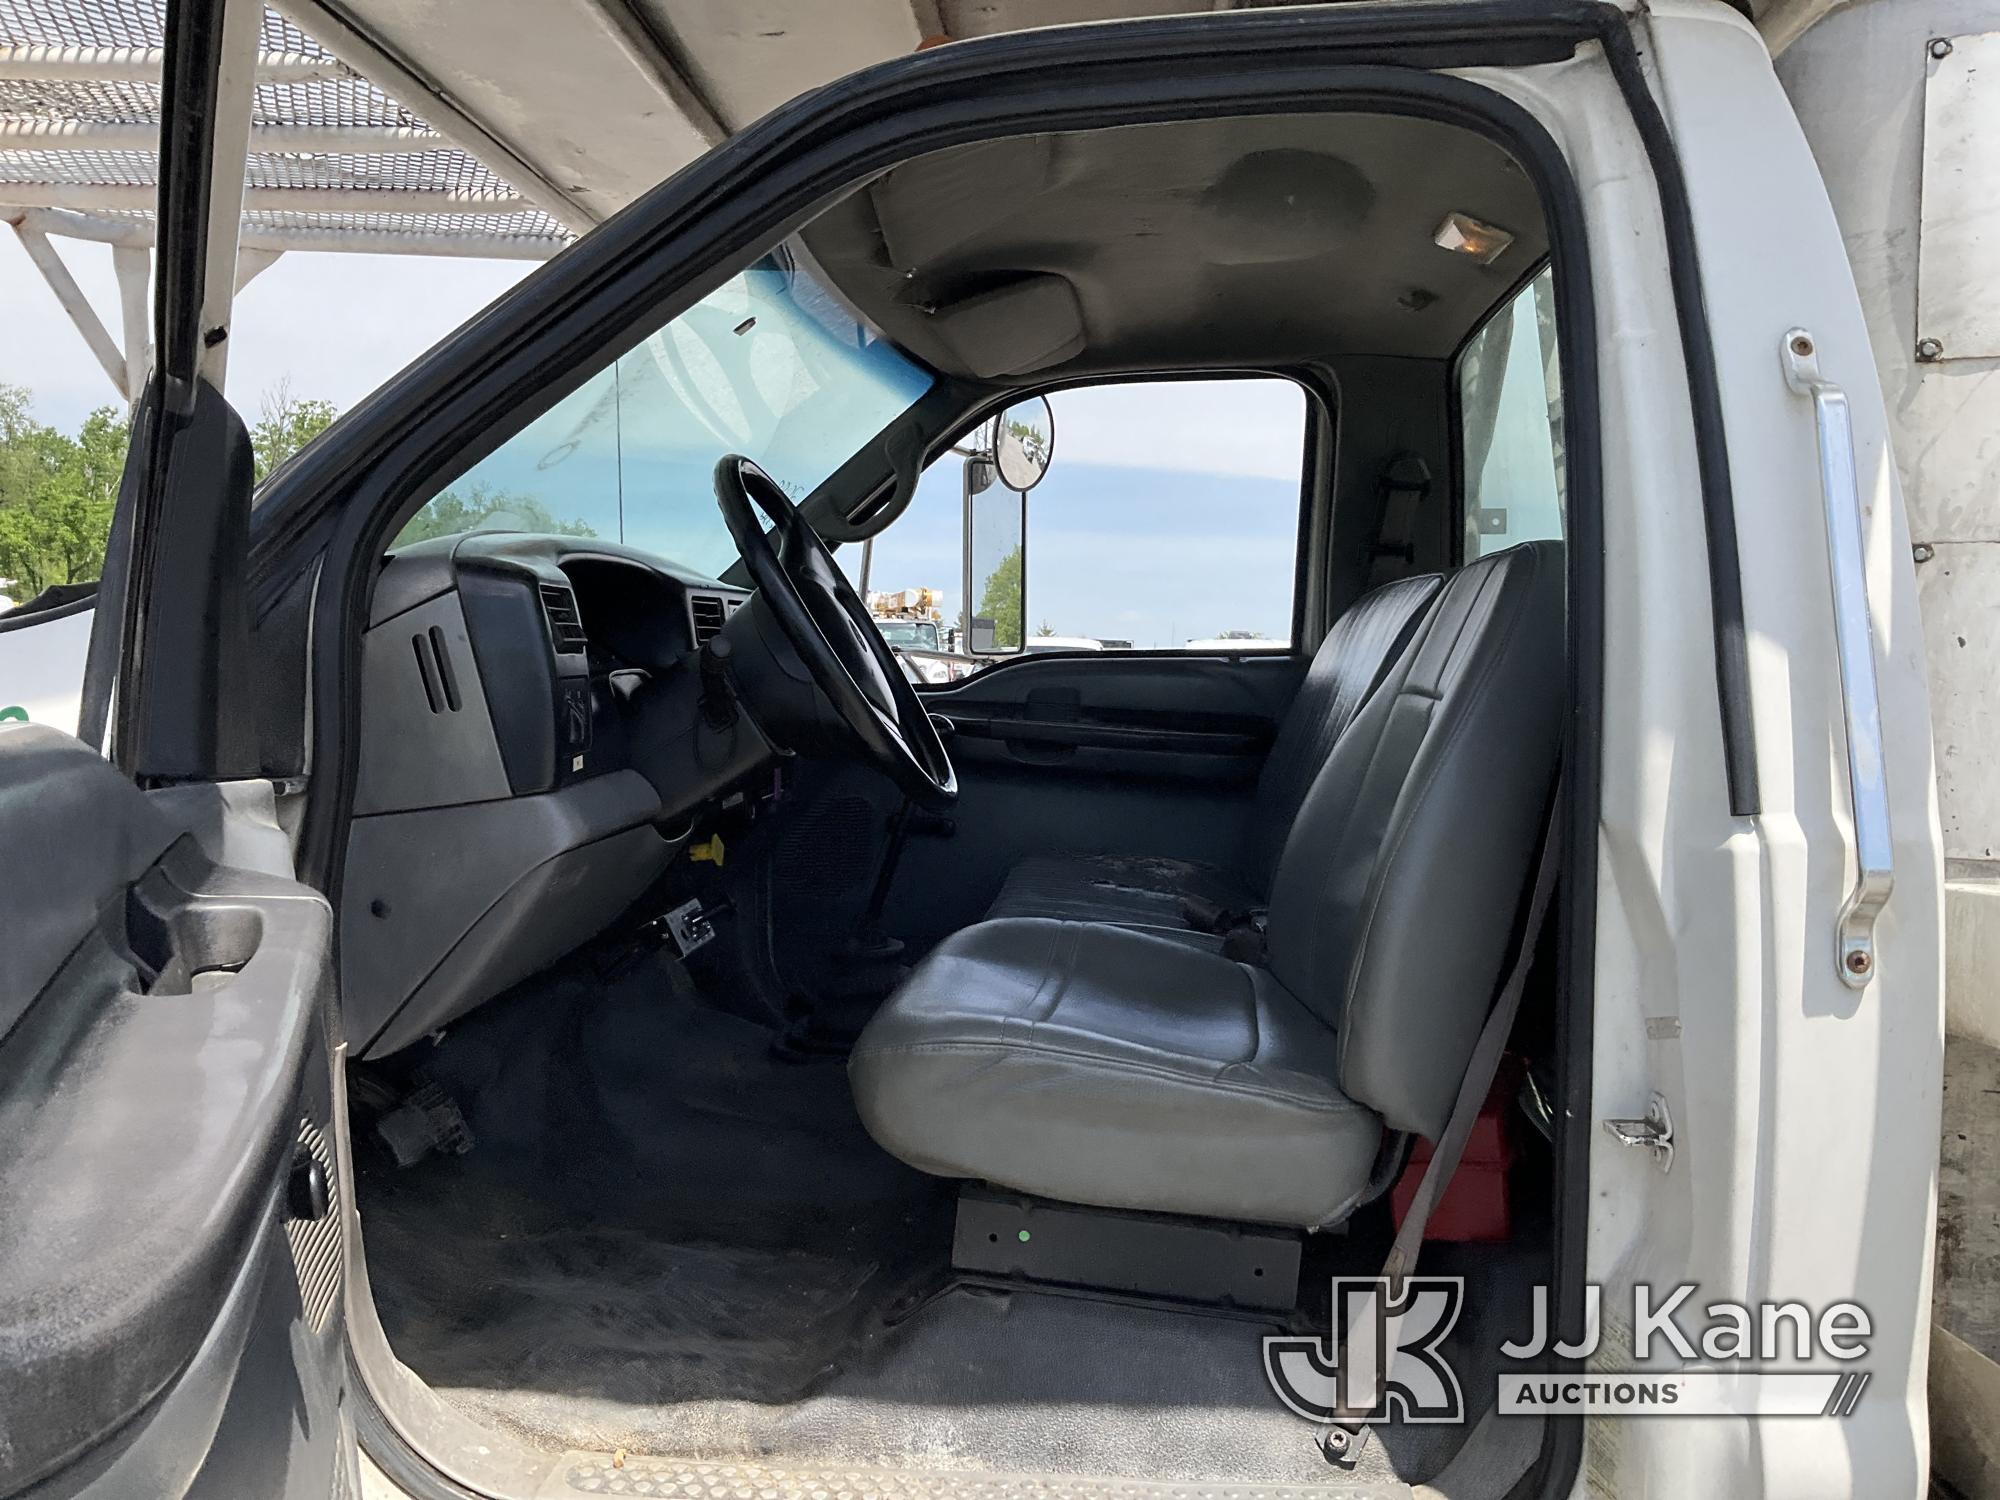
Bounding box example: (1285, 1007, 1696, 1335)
(848, 917, 1382, 1227)
(984, 853, 1254, 944)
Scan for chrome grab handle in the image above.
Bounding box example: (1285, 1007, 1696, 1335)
(1781, 328, 1894, 988)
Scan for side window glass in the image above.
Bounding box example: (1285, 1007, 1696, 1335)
(850, 377, 1308, 682)
(1457, 267, 1564, 559)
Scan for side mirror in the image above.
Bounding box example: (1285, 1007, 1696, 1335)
(962, 456, 1024, 655)
(956, 395, 1051, 656)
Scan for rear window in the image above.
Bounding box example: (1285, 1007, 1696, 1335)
(1457, 267, 1564, 559)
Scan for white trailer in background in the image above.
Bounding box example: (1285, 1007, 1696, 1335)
(1773, 7, 2000, 1483)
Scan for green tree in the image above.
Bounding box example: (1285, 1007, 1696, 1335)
(251, 380, 340, 483)
(0, 379, 596, 607)
(395, 481, 597, 546)
(0, 384, 128, 603)
(975, 542, 1023, 648)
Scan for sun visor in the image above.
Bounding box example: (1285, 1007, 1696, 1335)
(928, 275, 1086, 378)
(872, 135, 1058, 270)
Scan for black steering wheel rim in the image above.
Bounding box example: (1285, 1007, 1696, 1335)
(714, 455, 956, 809)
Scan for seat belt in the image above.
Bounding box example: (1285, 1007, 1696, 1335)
(1177, 893, 1267, 962)
(1364, 454, 1433, 589)
(1327, 782, 1565, 1435)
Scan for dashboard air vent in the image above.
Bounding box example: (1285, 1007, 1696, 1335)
(689, 592, 728, 646)
(410, 626, 461, 713)
(538, 583, 588, 655)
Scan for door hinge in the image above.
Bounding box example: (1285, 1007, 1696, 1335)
(1603, 1092, 1674, 1173)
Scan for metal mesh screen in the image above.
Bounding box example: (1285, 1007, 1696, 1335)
(0, 0, 167, 49)
(0, 146, 524, 196)
(0, 0, 570, 251)
(242, 206, 560, 237)
(0, 0, 341, 62)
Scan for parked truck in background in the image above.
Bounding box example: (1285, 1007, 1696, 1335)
(865, 586, 976, 682)
(866, 587, 947, 654)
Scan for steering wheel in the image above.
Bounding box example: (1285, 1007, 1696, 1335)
(713, 455, 957, 809)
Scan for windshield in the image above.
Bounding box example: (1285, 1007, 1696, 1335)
(394, 252, 934, 577)
(875, 620, 940, 650)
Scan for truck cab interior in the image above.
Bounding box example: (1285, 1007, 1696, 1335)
(339, 104, 1579, 1498)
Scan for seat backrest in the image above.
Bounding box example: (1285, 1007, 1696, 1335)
(1262, 540, 1563, 1138)
(1244, 572, 1442, 889)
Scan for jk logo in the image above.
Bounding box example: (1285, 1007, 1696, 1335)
(1262, 1276, 1467, 1425)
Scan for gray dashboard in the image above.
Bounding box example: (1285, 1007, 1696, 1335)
(342, 532, 748, 1057)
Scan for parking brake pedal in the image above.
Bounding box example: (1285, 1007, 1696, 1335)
(662, 898, 717, 958)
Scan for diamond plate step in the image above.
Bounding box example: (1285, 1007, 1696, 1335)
(543, 1455, 1409, 1500)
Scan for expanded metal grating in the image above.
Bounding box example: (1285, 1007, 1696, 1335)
(0, 146, 526, 196)
(556, 1456, 1410, 1500)
(0, 0, 571, 252)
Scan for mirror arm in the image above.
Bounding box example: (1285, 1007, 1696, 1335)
(960, 455, 976, 655)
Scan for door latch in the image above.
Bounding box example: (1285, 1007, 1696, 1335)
(1603, 1092, 1674, 1173)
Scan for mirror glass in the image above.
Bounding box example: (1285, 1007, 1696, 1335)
(992, 396, 1055, 492)
(965, 478, 1025, 654)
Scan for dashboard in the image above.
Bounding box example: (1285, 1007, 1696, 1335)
(341, 532, 749, 1058)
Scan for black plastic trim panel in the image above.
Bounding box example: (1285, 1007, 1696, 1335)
(0, 729, 329, 1491)
(0, 587, 97, 635)
(943, 715, 1268, 756)
(456, 570, 559, 797)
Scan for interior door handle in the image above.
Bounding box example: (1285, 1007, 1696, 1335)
(1782, 328, 1894, 989)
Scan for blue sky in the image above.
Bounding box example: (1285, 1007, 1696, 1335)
(855, 455, 1301, 648)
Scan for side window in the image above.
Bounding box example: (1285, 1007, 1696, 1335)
(851, 377, 1308, 680)
(1457, 267, 1564, 559)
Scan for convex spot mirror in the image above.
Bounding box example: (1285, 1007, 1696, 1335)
(992, 396, 1055, 492)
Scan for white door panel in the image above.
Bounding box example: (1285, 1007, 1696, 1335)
(1481, 9, 1943, 1493)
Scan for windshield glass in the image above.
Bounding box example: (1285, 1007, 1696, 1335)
(394, 251, 933, 577)
(875, 620, 940, 650)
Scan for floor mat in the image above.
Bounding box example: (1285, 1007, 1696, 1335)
(357, 949, 1542, 1492)
(360, 950, 954, 1437)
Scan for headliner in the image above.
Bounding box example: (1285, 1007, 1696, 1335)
(802, 110, 1550, 382)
